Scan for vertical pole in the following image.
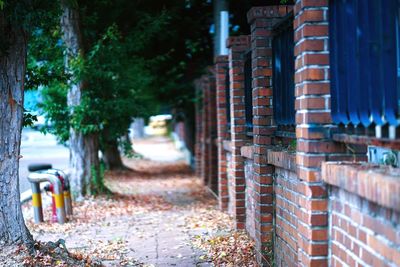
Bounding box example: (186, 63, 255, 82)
(220, 11, 229, 55)
(213, 0, 229, 57)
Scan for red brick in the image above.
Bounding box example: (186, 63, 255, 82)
(296, 112, 332, 124)
(294, 38, 325, 56)
(296, 82, 330, 97)
(295, 68, 326, 83)
(303, 53, 329, 66)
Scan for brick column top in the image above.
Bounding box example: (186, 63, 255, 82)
(226, 35, 250, 49)
(207, 65, 216, 75)
(247, 5, 293, 24)
(214, 55, 228, 64)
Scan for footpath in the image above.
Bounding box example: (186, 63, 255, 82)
(21, 136, 256, 266)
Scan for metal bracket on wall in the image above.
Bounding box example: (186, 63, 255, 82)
(368, 146, 400, 167)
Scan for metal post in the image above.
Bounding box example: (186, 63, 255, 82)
(213, 0, 228, 57)
(220, 11, 229, 55)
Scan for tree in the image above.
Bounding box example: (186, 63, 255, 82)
(38, 5, 170, 171)
(0, 0, 57, 247)
(60, 0, 100, 197)
(0, 9, 33, 247)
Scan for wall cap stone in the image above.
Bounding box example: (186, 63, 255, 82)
(214, 55, 229, 64)
(267, 149, 296, 172)
(247, 5, 293, 24)
(226, 35, 251, 49)
(322, 162, 400, 212)
(223, 140, 232, 152)
(241, 145, 254, 159)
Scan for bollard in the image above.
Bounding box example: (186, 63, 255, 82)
(48, 169, 73, 217)
(28, 171, 66, 224)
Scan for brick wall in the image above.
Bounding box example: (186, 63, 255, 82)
(226, 150, 234, 215)
(195, 71, 218, 194)
(244, 157, 256, 239)
(195, 1, 400, 267)
(275, 167, 299, 267)
(265, 150, 298, 267)
(206, 69, 218, 194)
(242, 146, 256, 241)
(322, 163, 400, 266)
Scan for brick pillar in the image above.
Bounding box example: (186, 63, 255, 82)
(294, 1, 344, 266)
(227, 36, 250, 230)
(194, 79, 203, 178)
(206, 69, 218, 194)
(201, 76, 210, 186)
(215, 55, 229, 209)
(248, 6, 293, 265)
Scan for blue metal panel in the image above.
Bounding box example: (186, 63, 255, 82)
(225, 68, 231, 128)
(382, 0, 399, 125)
(273, 34, 283, 124)
(330, 0, 350, 124)
(357, 0, 373, 127)
(272, 18, 295, 126)
(244, 51, 253, 130)
(330, 0, 400, 128)
(368, 0, 385, 126)
(346, 0, 360, 125)
(286, 25, 295, 125)
(329, 0, 341, 124)
(336, 0, 350, 124)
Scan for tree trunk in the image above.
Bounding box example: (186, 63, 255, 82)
(101, 127, 124, 170)
(102, 138, 124, 170)
(0, 15, 33, 246)
(60, 1, 99, 198)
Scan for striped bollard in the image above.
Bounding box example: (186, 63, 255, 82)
(30, 182, 44, 223)
(52, 177, 66, 224)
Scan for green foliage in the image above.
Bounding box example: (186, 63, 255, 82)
(22, 110, 37, 127)
(79, 19, 168, 142)
(25, 27, 68, 89)
(288, 139, 296, 152)
(264, 239, 275, 266)
(30, 7, 171, 147)
(26, 10, 71, 142)
(39, 83, 70, 142)
(0, 0, 59, 55)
